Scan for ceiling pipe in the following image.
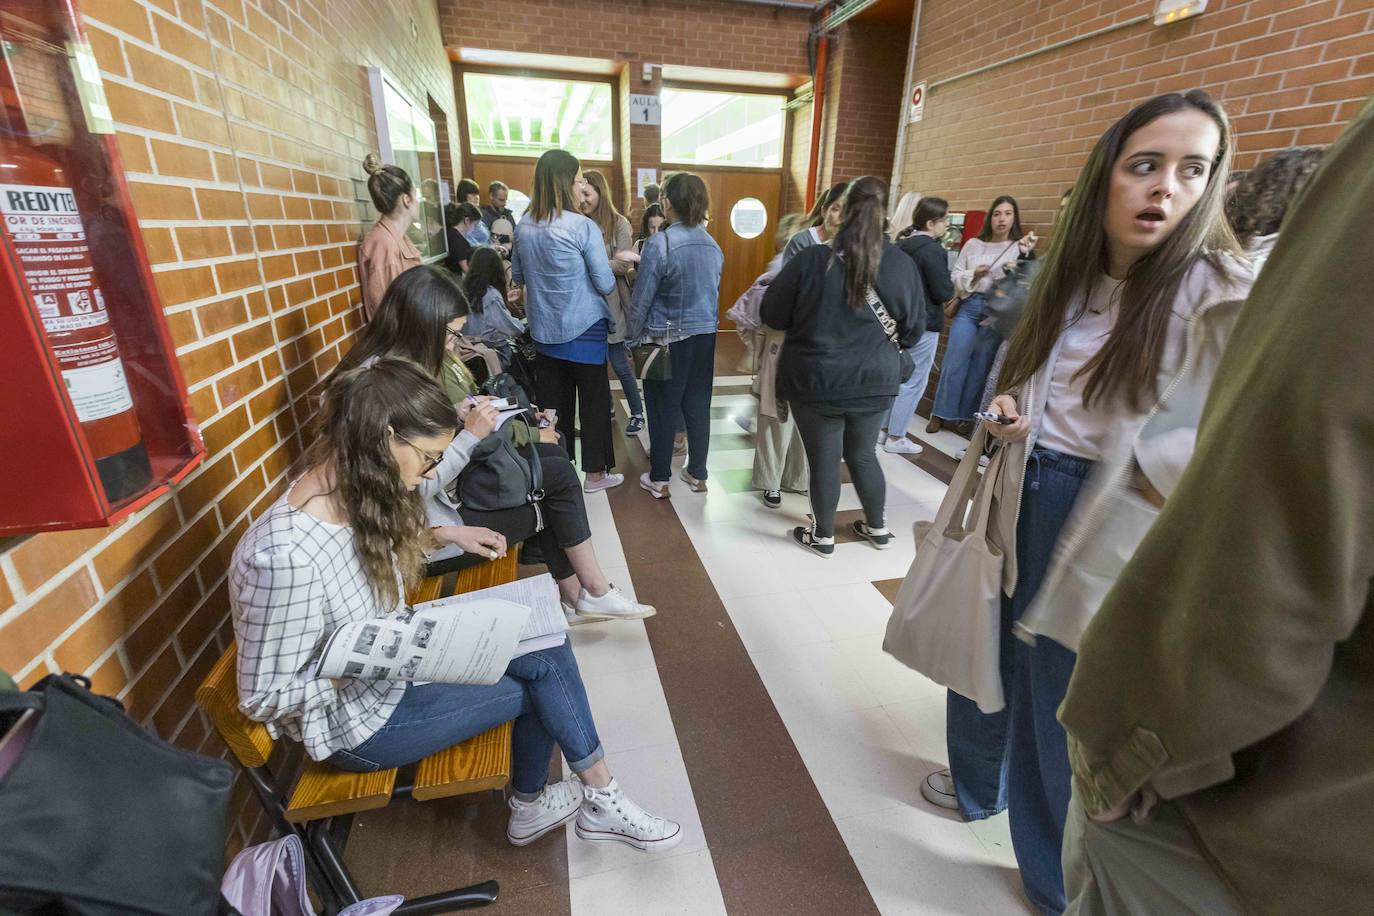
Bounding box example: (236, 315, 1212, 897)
(889, 0, 922, 198)
(722, 0, 818, 11)
(804, 33, 829, 210)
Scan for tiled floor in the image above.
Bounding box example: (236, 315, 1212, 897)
(349, 336, 1036, 914)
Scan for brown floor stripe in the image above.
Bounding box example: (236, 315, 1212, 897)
(606, 378, 881, 913)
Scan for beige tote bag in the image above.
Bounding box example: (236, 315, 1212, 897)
(882, 425, 1008, 713)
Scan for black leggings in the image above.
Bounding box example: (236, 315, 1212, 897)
(791, 401, 889, 539)
(536, 354, 615, 474)
(426, 443, 592, 581)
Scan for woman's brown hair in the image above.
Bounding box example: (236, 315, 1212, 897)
(581, 169, 623, 246)
(304, 359, 458, 607)
(362, 153, 413, 216)
(999, 90, 1241, 410)
(661, 171, 710, 226)
(334, 265, 469, 379)
(1225, 146, 1325, 245)
(528, 149, 581, 223)
(830, 176, 888, 310)
(806, 182, 849, 229)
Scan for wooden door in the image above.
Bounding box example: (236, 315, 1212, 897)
(673, 167, 784, 328)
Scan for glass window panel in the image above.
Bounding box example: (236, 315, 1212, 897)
(662, 89, 785, 169)
(376, 78, 445, 261)
(463, 73, 613, 161)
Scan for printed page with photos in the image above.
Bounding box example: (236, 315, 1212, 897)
(314, 598, 530, 686)
(417, 572, 568, 657)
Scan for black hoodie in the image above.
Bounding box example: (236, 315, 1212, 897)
(895, 233, 955, 332)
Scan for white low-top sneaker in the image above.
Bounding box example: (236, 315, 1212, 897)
(884, 436, 924, 456)
(575, 585, 656, 621)
(507, 777, 583, 846)
(576, 779, 682, 853)
(583, 473, 624, 494)
(920, 768, 960, 811)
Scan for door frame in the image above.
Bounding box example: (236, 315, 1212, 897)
(453, 63, 624, 202)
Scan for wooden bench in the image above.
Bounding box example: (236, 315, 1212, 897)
(197, 552, 519, 915)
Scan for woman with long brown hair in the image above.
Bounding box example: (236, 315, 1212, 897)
(927, 91, 1255, 915)
(511, 150, 621, 492)
(229, 359, 680, 853)
(760, 176, 921, 555)
(579, 169, 645, 435)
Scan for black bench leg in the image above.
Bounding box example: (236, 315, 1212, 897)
(393, 880, 500, 914)
(243, 766, 344, 914)
(309, 819, 364, 907)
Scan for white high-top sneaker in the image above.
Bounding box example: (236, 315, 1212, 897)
(506, 777, 583, 846)
(575, 779, 682, 853)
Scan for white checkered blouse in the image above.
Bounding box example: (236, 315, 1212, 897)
(229, 493, 407, 761)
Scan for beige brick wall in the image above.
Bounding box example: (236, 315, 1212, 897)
(0, 0, 458, 856)
(897, 0, 1374, 236)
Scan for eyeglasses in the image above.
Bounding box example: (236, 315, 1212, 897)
(399, 437, 444, 475)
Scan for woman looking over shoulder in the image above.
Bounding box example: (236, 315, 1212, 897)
(357, 154, 422, 320)
(461, 246, 528, 366)
(229, 359, 678, 852)
(927, 90, 1254, 916)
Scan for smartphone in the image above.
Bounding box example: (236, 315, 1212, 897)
(973, 410, 1015, 425)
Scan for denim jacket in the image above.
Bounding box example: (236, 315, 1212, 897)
(511, 210, 615, 345)
(626, 223, 723, 341)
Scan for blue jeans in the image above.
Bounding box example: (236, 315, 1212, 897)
(645, 332, 715, 481)
(608, 341, 644, 418)
(946, 447, 1093, 914)
(328, 641, 604, 795)
(885, 330, 940, 437)
(932, 294, 1001, 422)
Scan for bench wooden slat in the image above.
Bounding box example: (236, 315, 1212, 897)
(197, 645, 273, 768)
(286, 761, 397, 822)
(413, 720, 514, 801)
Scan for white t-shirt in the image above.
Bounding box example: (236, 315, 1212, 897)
(1035, 276, 1143, 460)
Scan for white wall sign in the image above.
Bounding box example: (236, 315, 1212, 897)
(629, 93, 661, 126)
(637, 168, 658, 197)
(908, 81, 927, 124)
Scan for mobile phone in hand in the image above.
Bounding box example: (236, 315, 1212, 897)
(974, 410, 1015, 425)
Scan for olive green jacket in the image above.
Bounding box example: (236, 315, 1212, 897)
(1061, 95, 1374, 914)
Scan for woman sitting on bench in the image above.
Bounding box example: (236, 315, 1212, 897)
(331, 265, 653, 625)
(228, 359, 681, 852)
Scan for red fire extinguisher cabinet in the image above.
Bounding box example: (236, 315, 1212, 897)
(0, 0, 204, 535)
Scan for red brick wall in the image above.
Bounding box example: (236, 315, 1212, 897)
(0, 0, 458, 858)
(898, 0, 1374, 238)
(824, 21, 912, 185)
(438, 0, 813, 74)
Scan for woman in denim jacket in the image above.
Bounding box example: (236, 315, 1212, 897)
(511, 149, 621, 493)
(626, 171, 724, 498)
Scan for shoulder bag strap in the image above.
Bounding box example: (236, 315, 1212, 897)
(864, 283, 901, 348)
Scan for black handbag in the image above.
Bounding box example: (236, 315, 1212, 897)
(0, 673, 234, 916)
(455, 418, 545, 515)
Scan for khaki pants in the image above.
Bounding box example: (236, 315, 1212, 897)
(753, 408, 808, 493)
(1064, 794, 1244, 916)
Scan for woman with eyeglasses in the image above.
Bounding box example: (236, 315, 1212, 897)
(230, 358, 681, 854)
(332, 265, 652, 624)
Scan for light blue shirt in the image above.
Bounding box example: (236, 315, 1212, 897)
(511, 209, 616, 345)
(464, 221, 491, 246)
(463, 287, 527, 346)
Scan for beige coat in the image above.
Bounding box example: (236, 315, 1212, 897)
(602, 214, 634, 344)
(358, 219, 420, 320)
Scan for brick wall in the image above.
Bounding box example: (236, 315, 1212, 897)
(824, 21, 912, 185)
(897, 0, 1374, 238)
(0, 0, 458, 858)
(785, 93, 814, 215)
(438, 0, 813, 74)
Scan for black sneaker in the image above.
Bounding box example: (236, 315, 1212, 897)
(762, 489, 782, 508)
(626, 415, 645, 435)
(791, 526, 835, 558)
(853, 521, 892, 550)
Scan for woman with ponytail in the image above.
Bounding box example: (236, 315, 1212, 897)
(358, 154, 422, 320)
(229, 359, 681, 854)
(760, 176, 922, 557)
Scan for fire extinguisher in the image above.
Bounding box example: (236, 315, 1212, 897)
(0, 140, 151, 503)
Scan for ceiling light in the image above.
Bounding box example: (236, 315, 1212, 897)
(1154, 0, 1207, 25)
